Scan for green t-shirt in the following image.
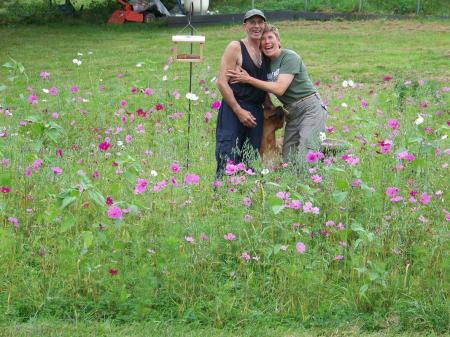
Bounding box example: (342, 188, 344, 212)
(267, 49, 316, 105)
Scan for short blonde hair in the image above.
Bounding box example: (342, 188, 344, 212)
(263, 24, 281, 47)
(263, 24, 281, 41)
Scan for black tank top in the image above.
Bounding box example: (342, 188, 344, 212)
(229, 40, 269, 105)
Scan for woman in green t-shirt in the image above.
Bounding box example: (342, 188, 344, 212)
(227, 24, 328, 164)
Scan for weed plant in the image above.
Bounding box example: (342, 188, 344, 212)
(0, 21, 449, 334)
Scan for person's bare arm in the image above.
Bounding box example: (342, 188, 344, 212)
(217, 42, 257, 128)
(227, 68, 294, 97)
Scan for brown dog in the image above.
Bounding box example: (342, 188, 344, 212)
(260, 106, 285, 165)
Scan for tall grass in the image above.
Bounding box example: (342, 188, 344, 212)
(0, 20, 449, 333)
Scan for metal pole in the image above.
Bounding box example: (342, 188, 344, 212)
(186, 4, 194, 169)
(359, 0, 363, 12)
(416, 0, 421, 15)
(304, 0, 308, 11)
(252, 0, 255, 9)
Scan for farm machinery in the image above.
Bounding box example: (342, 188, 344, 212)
(108, 0, 171, 24)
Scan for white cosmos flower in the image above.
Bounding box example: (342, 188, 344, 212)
(319, 132, 327, 142)
(136, 63, 143, 67)
(150, 170, 158, 176)
(117, 140, 124, 147)
(186, 92, 199, 101)
(210, 76, 217, 83)
(42, 88, 49, 93)
(342, 80, 348, 88)
(341, 102, 348, 108)
(348, 80, 354, 87)
(77, 52, 83, 56)
(415, 114, 424, 125)
(442, 135, 448, 140)
(72, 59, 82, 66)
(261, 168, 269, 175)
(162, 75, 167, 81)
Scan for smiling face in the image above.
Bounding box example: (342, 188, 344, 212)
(261, 30, 282, 60)
(243, 16, 266, 40)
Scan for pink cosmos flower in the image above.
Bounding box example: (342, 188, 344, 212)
(212, 180, 223, 188)
(386, 186, 399, 198)
(184, 173, 200, 185)
(32, 159, 42, 171)
(211, 100, 221, 109)
(155, 103, 164, 111)
(224, 233, 236, 241)
(119, 99, 127, 107)
(108, 268, 118, 276)
(419, 192, 431, 205)
(143, 88, 154, 96)
(98, 141, 110, 151)
(390, 196, 403, 202)
(25, 167, 32, 177)
(383, 75, 393, 81)
(288, 200, 301, 209)
(152, 179, 167, 192)
(379, 139, 392, 154)
(134, 178, 148, 195)
(442, 86, 449, 93)
(49, 86, 58, 96)
(225, 162, 238, 175)
(71, 85, 78, 93)
(39, 71, 50, 79)
(295, 242, 306, 254)
(335, 255, 344, 260)
(170, 162, 180, 173)
(204, 111, 212, 123)
(311, 174, 322, 183)
(28, 93, 38, 105)
(351, 179, 361, 188)
(388, 119, 399, 130)
(306, 151, 324, 163)
(397, 151, 415, 161)
(106, 196, 113, 205)
(131, 86, 138, 94)
(185, 236, 194, 243)
(51, 112, 59, 119)
(52, 167, 62, 175)
(125, 134, 133, 143)
(169, 176, 178, 186)
(243, 197, 252, 207)
(107, 206, 122, 219)
(1, 186, 10, 193)
(244, 214, 253, 222)
(241, 251, 251, 261)
(360, 99, 367, 109)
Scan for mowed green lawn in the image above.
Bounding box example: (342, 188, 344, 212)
(1, 19, 449, 85)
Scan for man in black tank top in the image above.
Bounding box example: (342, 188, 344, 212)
(215, 9, 271, 178)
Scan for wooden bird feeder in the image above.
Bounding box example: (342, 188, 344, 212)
(172, 35, 205, 62)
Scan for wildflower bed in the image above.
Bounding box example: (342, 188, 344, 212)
(0, 20, 449, 334)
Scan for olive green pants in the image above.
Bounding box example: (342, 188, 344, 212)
(282, 93, 328, 164)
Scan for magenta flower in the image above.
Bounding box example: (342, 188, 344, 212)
(152, 179, 167, 192)
(295, 242, 306, 254)
(1, 186, 10, 193)
(98, 141, 110, 151)
(155, 103, 164, 111)
(125, 134, 133, 143)
(184, 236, 194, 243)
(131, 86, 138, 93)
(204, 111, 212, 123)
(211, 100, 221, 109)
(383, 75, 393, 81)
(28, 93, 38, 105)
(71, 85, 78, 93)
(224, 233, 236, 241)
(108, 268, 118, 276)
(212, 180, 223, 188)
(170, 162, 180, 173)
(241, 251, 251, 261)
(169, 176, 178, 186)
(32, 159, 42, 171)
(311, 174, 322, 183)
(288, 200, 302, 209)
(52, 167, 62, 175)
(107, 206, 123, 219)
(134, 178, 148, 195)
(388, 119, 400, 130)
(49, 86, 58, 96)
(351, 179, 361, 188)
(225, 162, 238, 175)
(120, 99, 127, 107)
(386, 186, 399, 198)
(360, 99, 367, 109)
(390, 195, 403, 202)
(243, 197, 252, 207)
(184, 173, 200, 185)
(335, 255, 344, 260)
(306, 151, 324, 163)
(143, 88, 154, 96)
(419, 193, 431, 205)
(39, 71, 50, 79)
